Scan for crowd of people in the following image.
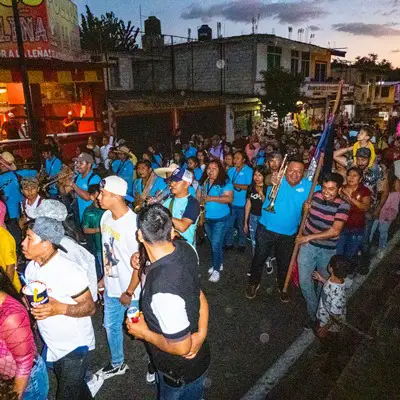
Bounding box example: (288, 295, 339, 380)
(0, 118, 400, 399)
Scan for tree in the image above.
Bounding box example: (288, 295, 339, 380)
(353, 53, 393, 74)
(80, 6, 140, 52)
(260, 67, 304, 119)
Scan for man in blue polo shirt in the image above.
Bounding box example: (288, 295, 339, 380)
(246, 158, 313, 302)
(42, 144, 62, 198)
(225, 151, 253, 252)
(112, 146, 134, 196)
(163, 168, 200, 246)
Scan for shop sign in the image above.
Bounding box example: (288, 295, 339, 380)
(301, 83, 354, 98)
(0, 0, 82, 61)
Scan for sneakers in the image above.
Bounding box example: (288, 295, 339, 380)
(208, 270, 220, 283)
(86, 373, 104, 397)
(208, 264, 223, 274)
(146, 371, 156, 384)
(265, 257, 274, 275)
(245, 284, 260, 299)
(97, 362, 129, 380)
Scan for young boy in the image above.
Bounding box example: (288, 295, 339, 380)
(82, 184, 105, 280)
(312, 255, 350, 358)
(353, 126, 376, 167)
(20, 177, 43, 227)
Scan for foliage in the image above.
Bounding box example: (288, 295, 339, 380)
(353, 53, 393, 73)
(260, 67, 304, 118)
(80, 6, 140, 52)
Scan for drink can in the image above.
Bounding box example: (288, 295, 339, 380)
(22, 281, 49, 307)
(127, 306, 140, 323)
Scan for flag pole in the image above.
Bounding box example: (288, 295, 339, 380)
(282, 81, 344, 294)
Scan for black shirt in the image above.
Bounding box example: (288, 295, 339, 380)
(141, 240, 211, 382)
(246, 185, 267, 216)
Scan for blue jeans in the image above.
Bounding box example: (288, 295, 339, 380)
(248, 214, 260, 253)
(225, 206, 246, 247)
(104, 290, 139, 367)
(204, 215, 229, 272)
(95, 251, 104, 280)
(370, 220, 391, 249)
(298, 243, 336, 320)
(157, 372, 205, 400)
(337, 230, 364, 259)
(22, 355, 49, 400)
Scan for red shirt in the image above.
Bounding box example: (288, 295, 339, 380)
(344, 184, 371, 232)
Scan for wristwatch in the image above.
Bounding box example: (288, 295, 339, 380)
(125, 290, 133, 297)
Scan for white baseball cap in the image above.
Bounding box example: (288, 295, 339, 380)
(167, 167, 194, 184)
(100, 176, 134, 202)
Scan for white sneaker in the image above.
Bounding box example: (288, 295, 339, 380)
(146, 371, 156, 385)
(377, 249, 385, 259)
(87, 373, 104, 397)
(220, 264, 224, 271)
(97, 362, 129, 380)
(208, 266, 214, 274)
(208, 270, 220, 282)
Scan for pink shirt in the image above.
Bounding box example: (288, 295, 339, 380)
(245, 143, 260, 162)
(0, 295, 36, 379)
(0, 201, 6, 226)
(379, 192, 400, 222)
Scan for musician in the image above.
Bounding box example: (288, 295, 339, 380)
(225, 151, 253, 252)
(163, 168, 200, 246)
(197, 160, 233, 283)
(296, 173, 350, 325)
(60, 153, 101, 222)
(0, 151, 23, 245)
(42, 145, 62, 198)
(113, 146, 134, 195)
(246, 158, 313, 301)
(132, 160, 167, 201)
(62, 111, 78, 133)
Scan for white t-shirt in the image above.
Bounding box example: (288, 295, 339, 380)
(101, 208, 140, 299)
(60, 236, 98, 302)
(21, 195, 42, 220)
(25, 252, 95, 362)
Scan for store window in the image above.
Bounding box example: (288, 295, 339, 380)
(291, 50, 299, 76)
(301, 52, 310, 78)
(267, 46, 282, 70)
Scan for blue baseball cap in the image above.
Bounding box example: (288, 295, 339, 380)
(167, 167, 193, 184)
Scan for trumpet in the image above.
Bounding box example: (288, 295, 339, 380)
(42, 165, 74, 191)
(265, 154, 288, 213)
(198, 177, 209, 227)
(133, 172, 157, 213)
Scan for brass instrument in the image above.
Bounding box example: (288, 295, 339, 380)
(198, 177, 209, 227)
(265, 154, 288, 213)
(133, 172, 157, 213)
(42, 165, 74, 191)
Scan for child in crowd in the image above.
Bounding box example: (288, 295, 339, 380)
(353, 127, 376, 167)
(82, 184, 105, 280)
(19, 178, 43, 228)
(370, 178, 400, 257)
(312, 255, 350, 358)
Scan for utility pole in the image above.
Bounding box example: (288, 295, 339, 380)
(11, 0, 41, 168)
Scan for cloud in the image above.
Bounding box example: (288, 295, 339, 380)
(391, 49, 400, 53)
(181, 1, 328, 25)
(332, 22, 400, 36)
(309, 25, 320, 31)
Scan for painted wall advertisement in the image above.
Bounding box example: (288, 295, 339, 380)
(0, 0, 82, 60)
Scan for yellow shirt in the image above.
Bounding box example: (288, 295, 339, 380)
(0, 226, 21, 291)
(353, 141, 376, 168)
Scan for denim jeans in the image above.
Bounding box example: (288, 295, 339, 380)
(248, 214, 260, 253)
(225, 206, 246, 247)
(298, 243, 336, 320)
(370, 220, 391, 249)
(204, 215, 229, 272)
(249, 224, 295, 290)
(337, 230, 364, 259)
(95, 251, 104, 280)
(53, 347, 92, 400)
(22, 355, 49, 400)
(157, 371, 205, 400)
(104, 290, 139, 367)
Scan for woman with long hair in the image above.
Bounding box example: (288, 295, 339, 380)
(244, 166, 268, 253)
(0, 269, 48, 399)
(197, 150, 208, 172)
(197, 160, 233, 282)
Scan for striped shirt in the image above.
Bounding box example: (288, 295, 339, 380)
(304, 191, 350, 250)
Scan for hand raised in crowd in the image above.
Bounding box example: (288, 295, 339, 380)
(295, 234, 311, 245)
(31, 297, 66, 320)
(125, 313, 148, 340)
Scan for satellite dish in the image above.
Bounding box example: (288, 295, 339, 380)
(216, 59, 225, 69)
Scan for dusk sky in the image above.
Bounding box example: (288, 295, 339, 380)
(77, 0, 400, 67)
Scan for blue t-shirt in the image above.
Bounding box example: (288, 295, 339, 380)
(45, 156, 62, 196)
(153, 154, 162, 168)
(112, 159, 134, 195)
(75, 171, 101, 221)
(0, 171, 22, 219)
(163, 195, 200, 245)
(202, 180, 233, 219)
(184, 146, 197, 159)
(259, 177, 314, 236)
(193, 168, 203, 182)
(16, 169, 38, 178)
(227, 165, 253, 207)
(133, 176, 168, 198)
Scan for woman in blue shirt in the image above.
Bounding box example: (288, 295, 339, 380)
(197, 160, 233, 283)
(187, 156, 203, 182)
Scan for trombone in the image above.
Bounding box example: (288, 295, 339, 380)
(264, 154, 288, 213)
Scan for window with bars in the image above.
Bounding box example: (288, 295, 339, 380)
(267, 45, 282, 70)
(315, 62, 327, 82)
(301, 52, 310, 78)
(291, 50, 299, 75)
